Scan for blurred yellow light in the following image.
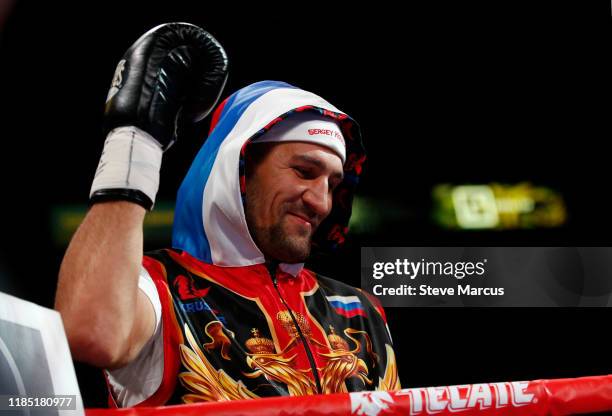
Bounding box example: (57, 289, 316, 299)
(433, 183, 567, 230)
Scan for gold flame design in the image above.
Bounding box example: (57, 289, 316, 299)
(178, 316, 400, 402)
(203, 321, 233, 360)
(314, 327, 379, 393)
(178, 323, 259, 402)
(376, 344, 401, 391)
(242, 328, 317, 395)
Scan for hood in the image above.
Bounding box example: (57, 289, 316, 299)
(172, 80, 365, 273)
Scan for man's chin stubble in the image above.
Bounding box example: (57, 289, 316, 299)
(267, 223, 311, 263)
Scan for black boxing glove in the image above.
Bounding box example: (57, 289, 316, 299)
(90, 22, 228, 210)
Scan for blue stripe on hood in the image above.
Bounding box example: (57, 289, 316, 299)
(172, 81, 297, 262)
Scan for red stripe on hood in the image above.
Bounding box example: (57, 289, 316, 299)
(208, 96, 231, 135)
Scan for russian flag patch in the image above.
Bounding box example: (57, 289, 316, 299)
(326, 295, 366, 318)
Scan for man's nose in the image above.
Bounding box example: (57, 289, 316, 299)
(302, 179, 332, 218)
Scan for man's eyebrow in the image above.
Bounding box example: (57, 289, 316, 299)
(291, 154, 344, 180)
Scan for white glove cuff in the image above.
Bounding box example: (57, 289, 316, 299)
(90, 126, 163, 206)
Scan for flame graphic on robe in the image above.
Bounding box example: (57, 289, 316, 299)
(316, 326, 378, 393)
(376, 344, 401, 392)
(178, 323, 259, 402)
(178, 316, 400, 403)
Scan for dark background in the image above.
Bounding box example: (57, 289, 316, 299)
(0, 0, 610, 408)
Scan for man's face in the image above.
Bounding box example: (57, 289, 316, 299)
(245, 141, 344, 264)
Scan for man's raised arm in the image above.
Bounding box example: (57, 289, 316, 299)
(55, 201, 150, 369)
(54, 23, 228, 369)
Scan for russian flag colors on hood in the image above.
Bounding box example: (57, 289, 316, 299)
(172, 81, 366, 272)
